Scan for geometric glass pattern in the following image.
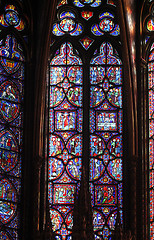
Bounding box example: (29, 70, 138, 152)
(0, 5, 25, 31)
(0, 34, 25, 239)
(73, 0, 101, 8)
(91, 12, 120, 36)
(48, 42, 83, 239)
(80, 36, 94, 49)
(52, 11, 83, 36)
(49, 1, 123, 239)
(148, 46, 154, 240)
(89, 42, 123, 239)
(81, 11, 93, 20)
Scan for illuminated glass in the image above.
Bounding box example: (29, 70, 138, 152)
(48, 42, 83, 239)
(147, 19, 154, 32)
(80, 36, 94, 49)
(89, 42, 123, 238)
(0, 1, 27, 238)
(49, 1, 123, 239)
(0, 5, 25, 31)
(91, 12, 120, 36)
(52, 11, 83, 36)
(81, 11, 93, 20)
(0, 35, 25, 239)
(73, 0, 101, 8)
(148, 47, 154, 240)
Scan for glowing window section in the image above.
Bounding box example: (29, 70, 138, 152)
(91, 12, 120, 36)
(50, 0, 123, 238)
(148, 47, 154, 240)
(107, 0, 116, 6)
(73, 0, 101, 8)
(147, 18, 154, 32)
(52, 11, 83, 36)
(81, 11, 93, 20)
(48, 42, 83, 239)
(0, 35, 25, 239)
(0, 5, 25, 31)
(89, 42, 123, 239)
(57, 0, 68, 8)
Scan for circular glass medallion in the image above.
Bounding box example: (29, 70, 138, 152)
(60, 18, 76, 32)
(5, 10, 19, 26)
(99, 18, 114, 32)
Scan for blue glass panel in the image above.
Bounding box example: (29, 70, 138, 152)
(89, 42, 123, 237)
(48, 42, 83, 239)
(0, 34, 24, 239)
(148, 46, 154, 240)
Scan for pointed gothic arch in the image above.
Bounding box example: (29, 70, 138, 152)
(140, 1, 154, 239)
(37, 0, 139, 239)
(0, 0, 31, 239)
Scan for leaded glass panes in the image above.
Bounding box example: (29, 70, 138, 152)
(91, 12, 120, 36)
(73, 0, 101, 8)
(52, 11, 83, 36)
(0, 34, 25, 239)
(148, 47, 154, 240)
(89, 42, 123, 238)
(49, 42, 83, 238)
(0, 1, 27, 239)
(0, 5, 26, 31)
(49, 1, 123, 239)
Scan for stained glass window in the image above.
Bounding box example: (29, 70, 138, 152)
(48, 1, 123, 239)
(0, 2, 27, 239)
(148, 46, 154, 240)
(89, 42, 123, 239)
(48, 42, 83, 237)
(147, 19, 154, 32)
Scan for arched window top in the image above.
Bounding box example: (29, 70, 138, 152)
(47, 1, 123, 239)
(50, 42, 82, 65)
(142, 1, 154, 48)
(142, 2, 154, 238)
(148, 44, 154, 240)
(90, 42, 122, 65)
(145, 3, 154, 32)
(51, 0, 121, 52)
(0, 1, 29, 239)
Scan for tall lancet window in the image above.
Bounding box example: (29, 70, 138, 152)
(48, 0, 123, 239)
(0, 2, 28, 240)
(142, 2, 154, 239)
(148, 44, 154, 240)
